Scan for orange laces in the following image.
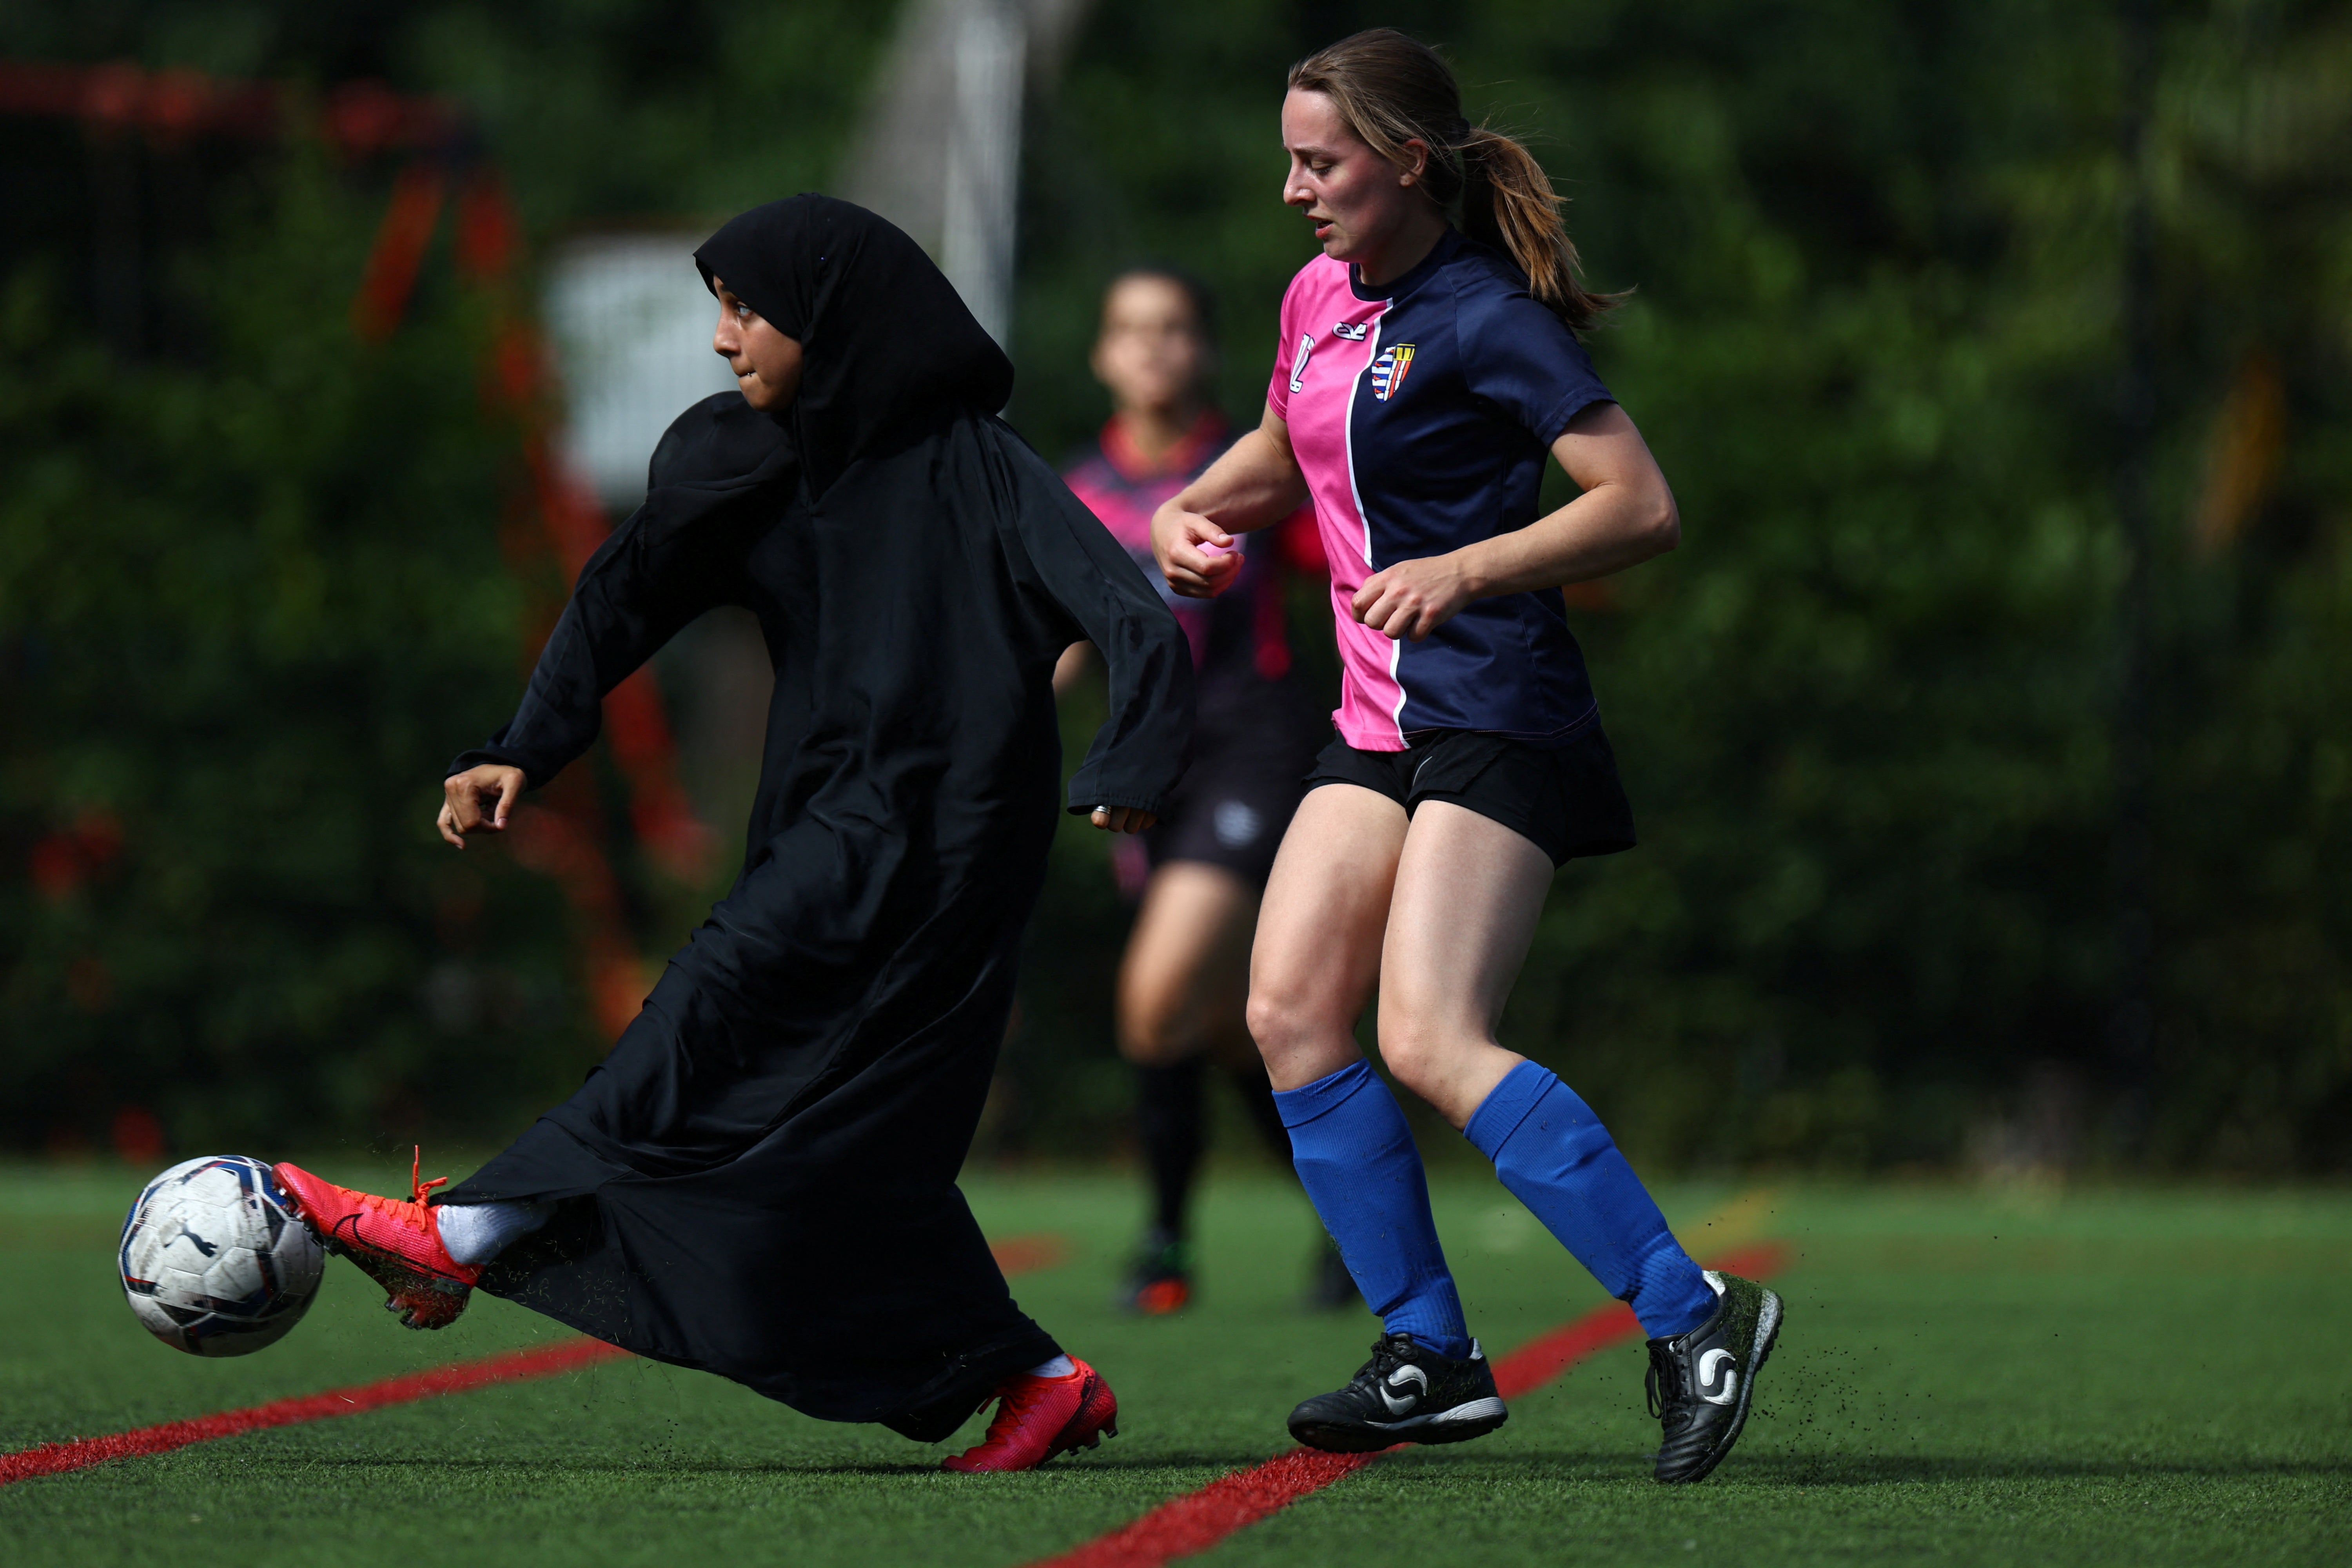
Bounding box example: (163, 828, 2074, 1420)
(409, 1145, 450, 1206)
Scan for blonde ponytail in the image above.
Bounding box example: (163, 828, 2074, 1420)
(1461, 128, 1613, 332)
(1289, 29, 1617, 334)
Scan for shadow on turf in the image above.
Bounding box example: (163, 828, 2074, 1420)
(1385, 1452, 2352, 1486)
(271, 1452, 1271, 1477)
(232, 1448, 2352, 1484)
(1730, 1454, 2352, 1485)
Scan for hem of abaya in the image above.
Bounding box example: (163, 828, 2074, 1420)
(472, 1274, 1058, 1435)
(871, 1326, 1065, 1441)
(450, 1119, 1063, 1432)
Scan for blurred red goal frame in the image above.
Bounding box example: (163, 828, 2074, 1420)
(0, 57, 704, 1044)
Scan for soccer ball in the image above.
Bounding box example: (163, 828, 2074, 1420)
(120, 1156, 325, 1356)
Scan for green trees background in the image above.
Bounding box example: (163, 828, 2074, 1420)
(2, 2, 2345, 1171)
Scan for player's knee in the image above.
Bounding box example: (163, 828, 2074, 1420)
(1373, 1006, 1455, 1100)
(1116, 1001, 1192, 1067)
(1247, 969, 1368, 1085)
(1244, 985, 1308, 1058)
(1118, 1033, 1189, 1067)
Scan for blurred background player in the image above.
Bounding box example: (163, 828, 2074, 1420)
(1053, 268, 1350, 1315)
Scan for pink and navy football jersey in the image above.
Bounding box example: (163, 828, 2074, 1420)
(1267, 227, 1615, 751)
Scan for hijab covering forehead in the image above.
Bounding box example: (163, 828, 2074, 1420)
(695, 194, 1014, 497)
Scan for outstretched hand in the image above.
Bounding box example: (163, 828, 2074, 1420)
(438, 764, 525, 848)
(1090, 805, 1158, 835)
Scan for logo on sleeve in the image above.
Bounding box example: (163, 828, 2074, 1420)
(1369, 343, 1416, 403)
(1288, 332, 1314, 394)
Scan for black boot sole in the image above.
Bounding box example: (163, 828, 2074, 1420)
(1293, 1397, 1509, 1454)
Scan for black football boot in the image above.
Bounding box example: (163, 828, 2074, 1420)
(1645, 1269, 1783, 1483)
(1288, 1333, 1507, 1453)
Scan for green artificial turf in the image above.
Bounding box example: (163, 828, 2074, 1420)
(1, 1158, 2346, 1566)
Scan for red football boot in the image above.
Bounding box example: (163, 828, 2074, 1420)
(941, 1357, 1120, 1473)
(274, 1148, 481, 1330)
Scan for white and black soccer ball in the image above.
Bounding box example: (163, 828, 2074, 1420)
(120, 1155, 325, 1356)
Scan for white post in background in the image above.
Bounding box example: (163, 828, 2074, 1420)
(843, 0, 1093, 350)
(940, 0, 1023, 346)
(546, 234, 741, 512)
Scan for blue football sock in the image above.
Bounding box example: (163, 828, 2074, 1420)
(1465, 1061, 1716, 1339)
(1276, 1059, 1470, 1360)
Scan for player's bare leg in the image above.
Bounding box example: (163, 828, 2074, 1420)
(1381, 801, 1780, 1482)
(1372, 800, 1553, 1127)
(1247, 782, 1403, 1091)
(1250, 787, 1506, 1449)
(1119, 861, 1257, 1071)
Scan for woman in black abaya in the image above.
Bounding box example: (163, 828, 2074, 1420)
(272, 196, 1192, 1473)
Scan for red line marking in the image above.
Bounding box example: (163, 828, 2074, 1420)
(1029, 1241, 1789, 1568)
(0, 1337, 627, 1487)
(2, 1230, 1073, 1488)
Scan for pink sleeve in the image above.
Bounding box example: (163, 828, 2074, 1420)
(1265, 279, 1298, 420)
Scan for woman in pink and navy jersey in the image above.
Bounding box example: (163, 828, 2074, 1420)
(1152, 31, 1783, 1482)
(1055, 268, 1349, 1315)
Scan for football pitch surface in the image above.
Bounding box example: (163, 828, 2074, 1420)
(1, 1163, 2345, 1566)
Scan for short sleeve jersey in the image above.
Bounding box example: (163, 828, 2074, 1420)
(1267, 227, 1615, 750)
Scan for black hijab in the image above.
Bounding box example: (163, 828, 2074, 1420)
(695, 195, 1014, 498)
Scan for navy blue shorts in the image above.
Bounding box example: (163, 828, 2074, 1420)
(1303, 724, 1636, 868)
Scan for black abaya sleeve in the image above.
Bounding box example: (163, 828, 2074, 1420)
(450, 396, 791, 787)
(450, 523, 719, 787)
(986, 421, 1194, 817)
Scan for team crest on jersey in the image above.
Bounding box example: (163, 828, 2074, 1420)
(1369, 343, 1416, 403)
